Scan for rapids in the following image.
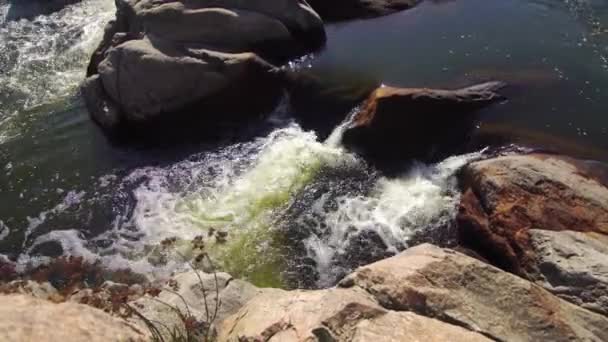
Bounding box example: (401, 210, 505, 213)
(1, 0, 608, 288)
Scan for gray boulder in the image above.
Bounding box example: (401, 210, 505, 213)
(340, 244, 608, 341)
(209, 244, 608, 341)
(217, 285, 491, 341)
(531, 229, 608, 316)
(83, 0, 325, 134)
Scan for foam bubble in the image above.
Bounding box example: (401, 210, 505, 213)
(0, 0, 115, 143)
(303, 150, 486, 287)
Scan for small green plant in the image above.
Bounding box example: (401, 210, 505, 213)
(126, 236, 221, 342)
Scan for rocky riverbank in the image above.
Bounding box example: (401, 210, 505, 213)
(3, 1, 608, 341)
(2, 153, 608, 341)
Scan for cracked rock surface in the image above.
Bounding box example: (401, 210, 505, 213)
(214, 244, 608, 341)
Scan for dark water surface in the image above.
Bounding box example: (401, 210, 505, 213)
(310, 0, 608, 157)
(1, 0, 607, 286)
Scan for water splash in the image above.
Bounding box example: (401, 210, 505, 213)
(0, 0, 114, 143)
(302, 150, 486, 287)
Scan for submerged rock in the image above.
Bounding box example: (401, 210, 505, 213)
(342, 82, 505, 162)
(307, 0, 422, 22)
(457, 153, 608, 315)
(0, 294, 149, 341)
(83, 0, 325, 135)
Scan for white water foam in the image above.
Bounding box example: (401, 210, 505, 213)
(0, 0, 114, 143)
(15, 105, 487, 285)
(303, 150, 486, 287)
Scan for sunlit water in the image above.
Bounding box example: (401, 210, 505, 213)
(1, 0, 608, 288)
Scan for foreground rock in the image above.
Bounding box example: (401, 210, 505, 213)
(340, 244, 608, 341)
(307, 0, 422, 21)
(130, 271, 263, 338)
(458, 153, 608, 315)
(218, 286, 489, 341)
(0, 294, 148, 341)
(6, 0, 80, 20)
(83, 0, 325, 133)
(342, 82, 505, 162)
(214, 244, 608, 341)
(531, 229, 608, 316)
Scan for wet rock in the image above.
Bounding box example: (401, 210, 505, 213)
(338, 229, 395, 271)
(0, 294, 149, 341)
(81, 75, 123, 131)
(217, 286, 490, 341)
(342, 82, 505, 163)
(6, 0, 80, 21)
(307, 0, 422, 22)
(340, 243, 608, 341)
(84, 0, 325, 135)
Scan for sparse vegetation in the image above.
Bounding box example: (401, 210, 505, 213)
(126, 236, 222, 342)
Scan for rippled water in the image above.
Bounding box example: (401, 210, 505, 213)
(1, 0, 608, 288)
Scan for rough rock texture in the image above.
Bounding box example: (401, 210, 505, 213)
(214, 244, 608, 341)
(530, 229, 608, 316)
(307, 0, 421, 21)
(131, 271, 262, 338)
(6, 0, 80, 20)
(83, 0, 325, 133)
(0, 294, 149, 341)
(457, 154, 608, 276)
(340, 244, 608, 342)
(457, 154, 608, 316)
(342, 82, 505, 161)
(217, 286, 491, 341)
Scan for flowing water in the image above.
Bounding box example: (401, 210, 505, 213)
(1, 0, 608, 288)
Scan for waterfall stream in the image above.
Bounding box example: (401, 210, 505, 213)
(3, 0, 605, 289)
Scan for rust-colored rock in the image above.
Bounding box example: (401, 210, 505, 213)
(457, 154, 608, 277)
(342, 82, 505, 162)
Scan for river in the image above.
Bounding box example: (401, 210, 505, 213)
(1, 0, 607, 288)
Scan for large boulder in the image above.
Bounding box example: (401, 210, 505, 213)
(530, 229, 608, 316)
(217, 284, 491, 341)
(306, 0, 422, 22)
(457, 154, 608, 315)
(213, 243, 608, 341)
(339, 244, 608, 341)
(83, 0, 326, 134)
(341, 82, 505, 162)
(0, 294, 149, 341)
